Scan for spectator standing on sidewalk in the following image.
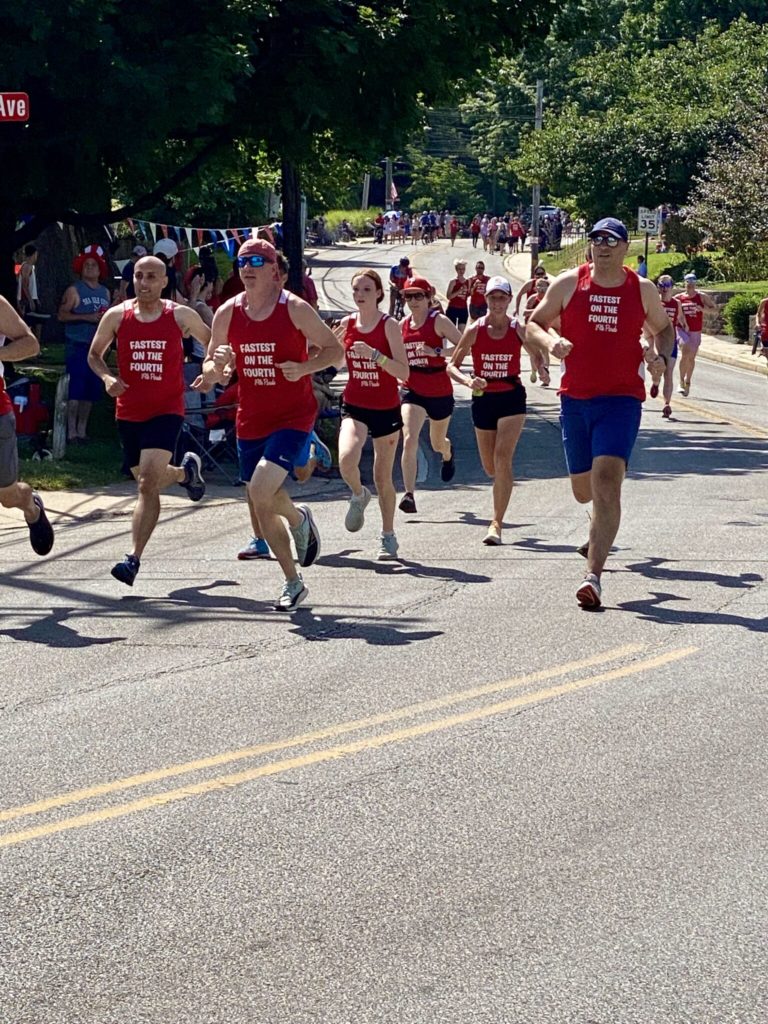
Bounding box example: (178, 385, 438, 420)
(0, 296, 55, 557)
(58, 245, 112, 445)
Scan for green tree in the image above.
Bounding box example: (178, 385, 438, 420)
(405, 154, 483, 214)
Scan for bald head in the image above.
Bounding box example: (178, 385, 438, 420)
(135, 255, 167, 275)
(133, 255, 168, 304)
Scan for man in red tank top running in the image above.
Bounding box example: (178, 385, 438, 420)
(528, 217, 674, 610)
(205, 238, 343, 611)
(0, 297, 55, 557)
(89, 256, 212, 586)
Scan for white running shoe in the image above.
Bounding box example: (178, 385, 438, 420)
(576, 573, 602, 609)
(377, 532, 400, 561)
(344, 486, 371, 532)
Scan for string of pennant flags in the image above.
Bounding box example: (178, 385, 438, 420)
(103, 219, 276, 258)
(15, 217, 276, 259)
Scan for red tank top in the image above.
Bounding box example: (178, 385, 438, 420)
(678, 291, 704, 331)
(662, 298, 680, 328)
(559, 263, 647, 401)
(447, 279, 470, 310)
(469, 275, 489, 305)
(343, 314, 400, 410)
(402, 310, 452, 398)
(0, 338, 11, 417)
(472, 317, 523, 392)
(228, 291, 317, 440)
(115, 301, 185, 421)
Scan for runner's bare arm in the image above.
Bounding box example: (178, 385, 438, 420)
(87, 307, 128, 396)
(677, 299, 689, 332)
(527, 271, 577, 358)
(173, 304, 212, 347)
(447, 323, 484, 388)
(0, 296, 39, 361)
(435, 314, 462, 351)
(279, 295, 344, 380)
(202, 303, 235, 382)
(640, 278, 676, 360)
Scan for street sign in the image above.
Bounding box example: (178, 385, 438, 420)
(637, 207, 660, 234)
(0, 93, 29, 122)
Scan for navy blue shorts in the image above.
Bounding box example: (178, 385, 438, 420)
(559, 395, 642, 475)
(66, 343, 103, 403)
(238, 428, 311, 482)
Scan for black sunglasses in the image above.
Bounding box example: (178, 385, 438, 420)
(590, 235, 620, 248)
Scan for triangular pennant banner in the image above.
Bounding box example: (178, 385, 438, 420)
(160, 224, 169, 238)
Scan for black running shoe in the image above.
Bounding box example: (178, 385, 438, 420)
(399, 492, 417, 514)
(440, 445, 456, 482)
(111, 554, 141, 586)
(650, 383, 659, 399)
(180, 452, 206, 502)
(28, 492, 54, 556)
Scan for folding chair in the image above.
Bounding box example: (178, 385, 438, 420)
(176, 367, 241, 485)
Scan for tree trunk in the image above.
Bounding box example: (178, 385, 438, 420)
(0, 207, 18, 305)
(280, 157, 303, 296)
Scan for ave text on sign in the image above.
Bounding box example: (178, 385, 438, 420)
(0, 93, 30, 122)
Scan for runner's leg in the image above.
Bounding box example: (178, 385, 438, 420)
(401, 402, 427, 495)
(372, 431, 400, 534)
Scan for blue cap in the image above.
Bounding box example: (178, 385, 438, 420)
(589, 217, 628, 242)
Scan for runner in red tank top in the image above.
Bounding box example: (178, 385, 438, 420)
(89, 256, 212, 587)
(335, 270, 410, 561)
(0, 296, 54, 557)
(648, 275, 688, 419)
(398, 276, 462, 514)
(204, 237, 343, 611)
(673, 273, 718, 396)
(449, 276, 548, 545)
(527, 217, 674, 609)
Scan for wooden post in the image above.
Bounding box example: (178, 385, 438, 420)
(52, 371, 69, 459)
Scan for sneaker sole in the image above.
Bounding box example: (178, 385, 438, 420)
(111, 566, 137, 587)
(275, 586, 309, 611)
(296, 504, 321, 567)
(237, 551, 271, 560)
(576, 583, 601, 609)
(482, 534, 501, 546)
(182, 453, 206, 502)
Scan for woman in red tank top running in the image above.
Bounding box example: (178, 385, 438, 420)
(336, 270, 410, 561)
(449, 275, 549, 545)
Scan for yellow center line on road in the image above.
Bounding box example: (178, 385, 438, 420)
(678, 398, 768, 439)
(0, 644, 642, 827)
(0, 646, 696, 850)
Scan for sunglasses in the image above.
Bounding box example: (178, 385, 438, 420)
(236, 255, 272, 268)
(404, 292, 426, 300)
(590, 235, 621, 248)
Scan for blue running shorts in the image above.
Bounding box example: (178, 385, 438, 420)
(559, 394, 642, 475)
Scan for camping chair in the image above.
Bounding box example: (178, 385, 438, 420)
(176, 367, 241, 485)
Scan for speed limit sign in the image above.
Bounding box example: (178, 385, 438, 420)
(637, 207, 661, 234)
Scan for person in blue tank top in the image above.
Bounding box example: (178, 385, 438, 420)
(58, 245, 111, 444)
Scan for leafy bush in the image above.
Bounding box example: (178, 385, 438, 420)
(324, 209, 374, 236)
(723, 293, 762, 340)
(663, 214, 704, 254)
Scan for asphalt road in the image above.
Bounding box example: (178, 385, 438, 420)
(0, 238, 766, 1023)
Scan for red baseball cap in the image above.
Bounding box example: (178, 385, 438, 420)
(238, 237, 276, 262)
(403, 276, 432, 294)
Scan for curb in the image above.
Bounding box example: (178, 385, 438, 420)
(698, 346, 767, 376)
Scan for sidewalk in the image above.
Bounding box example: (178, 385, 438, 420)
(502, 251, 767, 378)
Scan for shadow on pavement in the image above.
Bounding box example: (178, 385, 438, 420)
(0, 608, 124, 647)
(286, 607, 442, 646)
(618, 592, 768, 633)
(626, 558, 763, 590)
(316, 550, 492, 584)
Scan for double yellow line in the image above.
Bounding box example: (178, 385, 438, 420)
(0, 643, 696, 849)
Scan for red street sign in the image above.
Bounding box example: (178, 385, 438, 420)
(0, 93, 29, 122)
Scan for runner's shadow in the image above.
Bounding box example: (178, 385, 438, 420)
(286, 608, 443, 646)
(163, 580, 273, 614)
(626, 558, 763, 589)
(0, 608, 124, 648)
(618, 592, 768, 632)
(317, 551, 492, 584)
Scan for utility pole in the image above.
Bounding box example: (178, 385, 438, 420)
(529, 79, 544, 276)
(362, 172, 370, 210)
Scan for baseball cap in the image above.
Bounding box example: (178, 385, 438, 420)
(132, 244, 148, 257)
(403, 276, 431, 294)
(485, 275, 512, 296)
(153, 238, 179, 259)
(399, 257, 410, 265)
(238, 237, 276, 262)
(684, 272, 697, 282)
(589, 217, 628, 242)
